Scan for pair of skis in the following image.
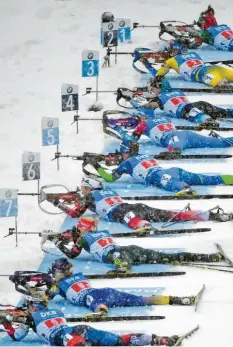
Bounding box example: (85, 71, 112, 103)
(183, 243, 233, 274)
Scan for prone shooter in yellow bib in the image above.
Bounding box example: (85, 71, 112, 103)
(155, 41, 233, 88)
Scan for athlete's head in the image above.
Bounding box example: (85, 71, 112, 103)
(101, 12, 114, 23)
(167, 40, 188, 56)
(149, 75, 164, 94)
(24, 295, 48, 312)
(198, 6, 217, 29)
(51, 258, 73, 281)
(81, 177, 103, 195)
(120, 141, 139, 159)
(77, 217, 98, 235)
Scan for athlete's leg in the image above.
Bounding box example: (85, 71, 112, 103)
(85, 288, 147, 310)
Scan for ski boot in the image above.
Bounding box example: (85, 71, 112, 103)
(225, 108, 233, 118)
(176, 187, 197, 196)
(114, 258, 131, 273)
(152, 334, 179, 346)
(169, 296, 195, 306)
(209, 206, 233, 222)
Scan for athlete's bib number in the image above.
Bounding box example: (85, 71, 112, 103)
(105, 196, 123, 206)
(170, 96, 188, 105)
(221, 30, 233, 39)
(186, 59, 202, 68)
(44, 317, 64, 329)
(71, 280, 91, 293)
(141, 159, 158, 169)
(150, 123, 176, 144)
(97, 237, 114, 248)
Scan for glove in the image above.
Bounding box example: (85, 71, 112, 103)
(53, 199, 60, 207)
(95, 304, 108, 315)
(166, 335, 179, 346)
(83, 156, 101, 170)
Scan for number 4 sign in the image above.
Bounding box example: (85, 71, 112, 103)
(22, 151, 40, 181)
(61, 84, 79, 112)
(0, 189, 18, 218)
(42, 117, 59, 146)
(82, 51, 99, 77)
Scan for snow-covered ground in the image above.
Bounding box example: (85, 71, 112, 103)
(0, 0, 233, 346)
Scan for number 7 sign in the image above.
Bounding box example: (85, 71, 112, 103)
(0, 189, 18, 218)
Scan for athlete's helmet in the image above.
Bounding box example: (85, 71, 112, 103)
(101, 12, 114, 23)
(24, 295, 47, 310)
(81, 177, 103, 189)
(150, 75, 164, 89)
(51, 258, 72, 274)
(167, 40, 188, 56)
(77, 217, 97, 231)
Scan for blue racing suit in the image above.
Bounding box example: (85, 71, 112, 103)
(114, 117, 233, 151)
(49, 271, 146, 311)
(112, 153, 229, 192)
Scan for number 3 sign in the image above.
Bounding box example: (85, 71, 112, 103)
(22, 151, 40, 181)
(82, 51, 99, 77)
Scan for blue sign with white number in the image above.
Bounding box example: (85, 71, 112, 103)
(82, 51, 99, 77)
(0, 189, 18, 218)
(42, 118, 59, 146)
(117, 18, 131, 42)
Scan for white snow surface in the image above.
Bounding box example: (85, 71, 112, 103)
(0, 0, 233, 346)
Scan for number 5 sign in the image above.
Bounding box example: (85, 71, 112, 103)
(82, 51, 99, 77)
(42, 117, 59, 146)
(22, 151, 40, 181)
(61, 84, 79, 112)
(0, 189, 18, 218)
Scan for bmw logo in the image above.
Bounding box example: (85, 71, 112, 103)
(108, 23, 113, 30)
(47, 120, 53, 127)
(67, 86, 73, 94)
(5, 190, 12, 198)
(119, 20, 125, 27)
(28, 154, 35, 162)
(87, 52, 94, 60)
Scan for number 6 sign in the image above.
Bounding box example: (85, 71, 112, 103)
(22, 151, 40, 181)
(42, 117, 59, 146)
(0, 189, 18, 218)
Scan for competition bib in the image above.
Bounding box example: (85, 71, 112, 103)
(215, 29, 233, 50)
(133, 158, 159, 182)
(90, 237, 115, 261)
(36, 316, 66, 343)
(179, 59, 203, 80)
(163, 95, 188, 114)
(150, 123, 176, 144)
(95, 194, 123, 218)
